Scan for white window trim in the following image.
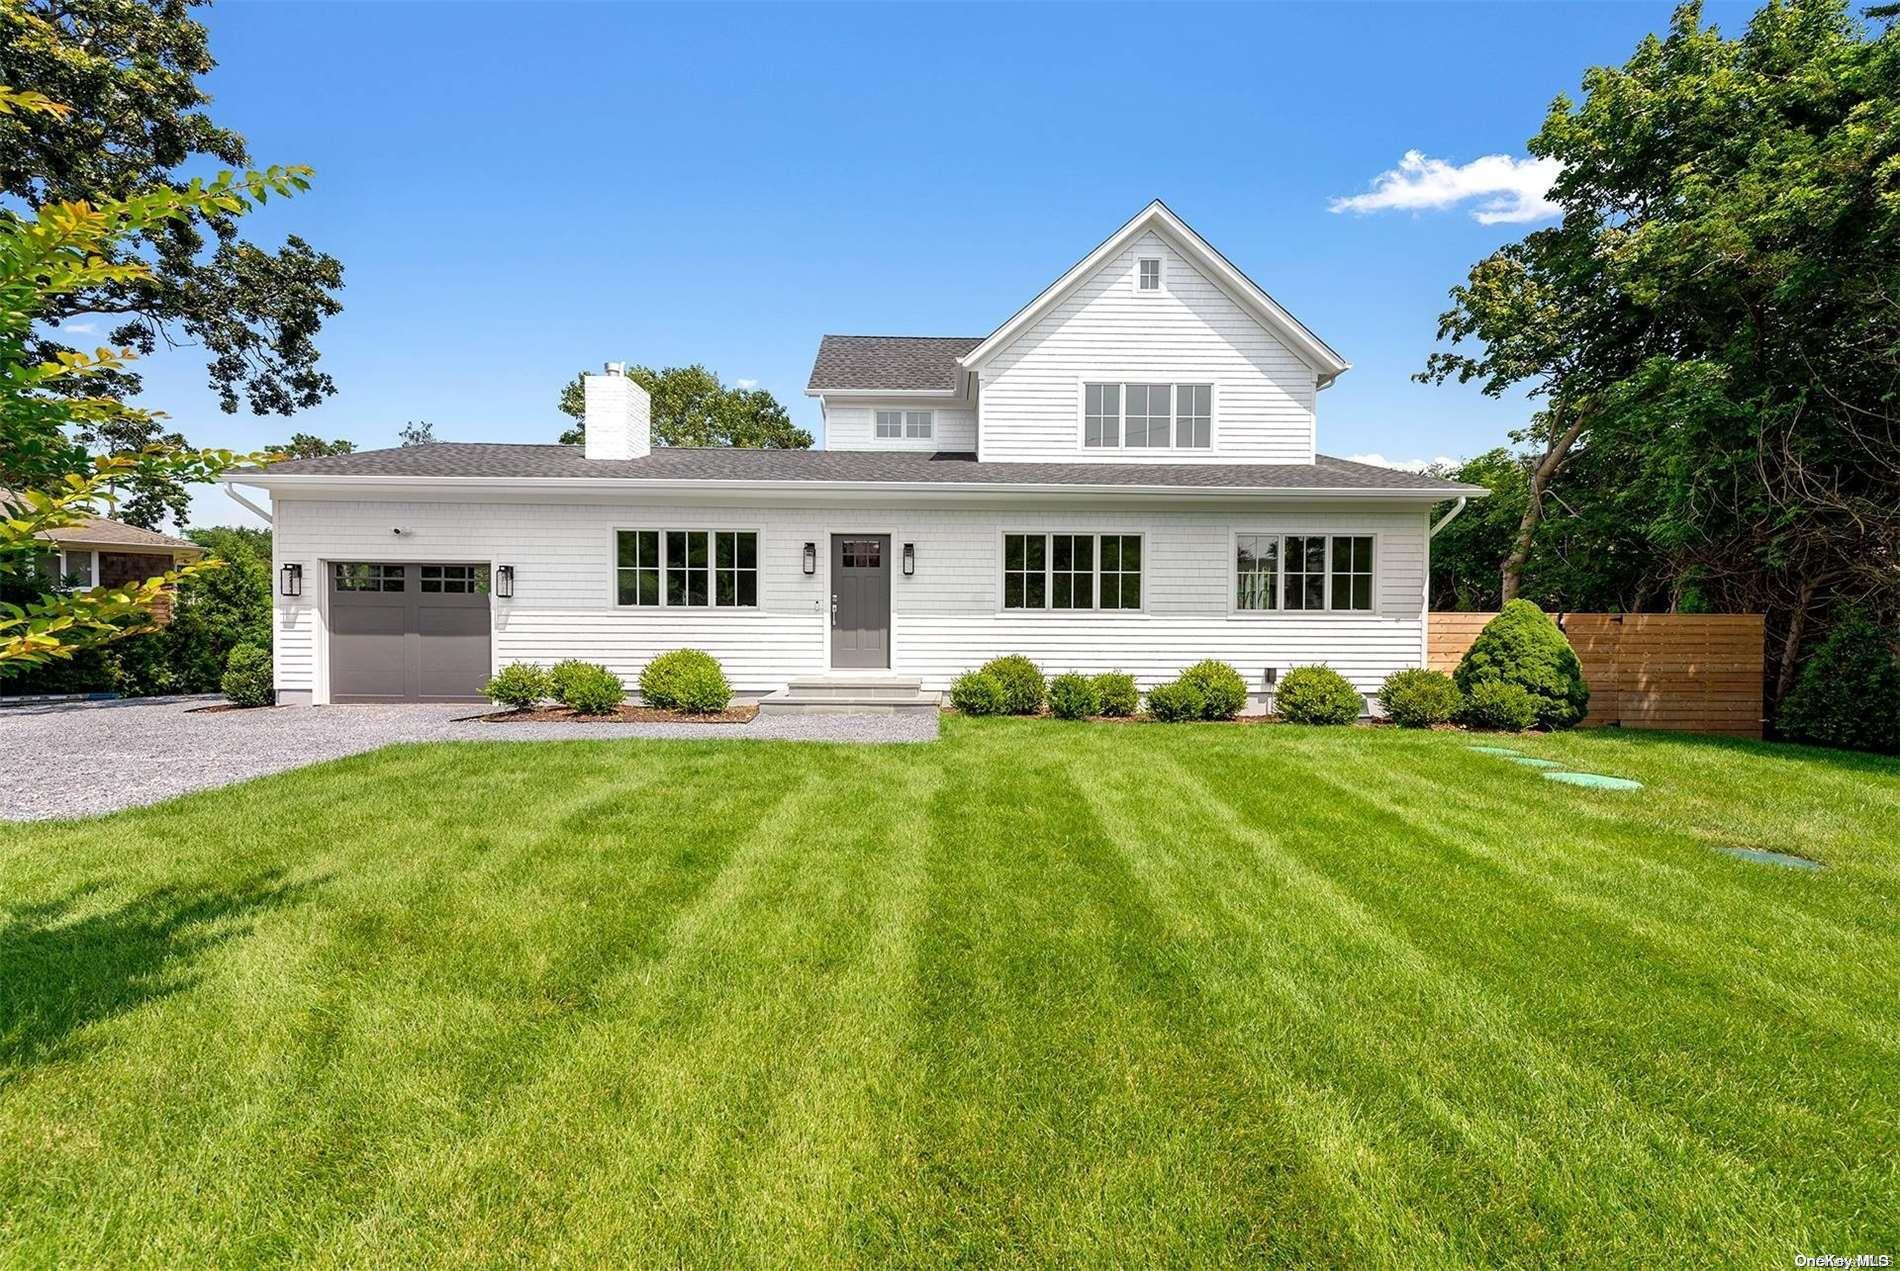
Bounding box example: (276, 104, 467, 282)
(59, 548, 96, 588)
(607, 526, 764, 610)
(904, 409, 933, 440)
(1075, 379, 1217, 451)
(1227, 529, 1382, 617)
(994, 529, 1149, 616)
(1134, 254, 1166, 295)
(874, 409, 903, 439)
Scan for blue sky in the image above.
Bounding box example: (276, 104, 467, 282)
(123, 1, 1754, 527)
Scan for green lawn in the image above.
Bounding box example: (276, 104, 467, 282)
(2, 718, 1896, 1264)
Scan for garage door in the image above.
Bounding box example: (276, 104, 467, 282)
(328, 562, 491, 702)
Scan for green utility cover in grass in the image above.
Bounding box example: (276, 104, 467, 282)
(1718, 846, 1824, 871)
(1508, 757, 1562, 768)
(1468, 745, 1525, 756)
(1543, 771, 1643, 791)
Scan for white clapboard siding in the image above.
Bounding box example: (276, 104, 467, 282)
(825, 401, 977, 452)
(976, 230, 1318, 465)
(272, 496, 1428, 702)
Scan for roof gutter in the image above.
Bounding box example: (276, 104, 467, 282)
(225, 485, 273, 525)
(1430, 496, 1468, 538)
(225, 473, 1484, 501)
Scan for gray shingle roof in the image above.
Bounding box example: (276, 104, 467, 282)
(250, 443, 1480, 494)
(806, 335, 984, 392)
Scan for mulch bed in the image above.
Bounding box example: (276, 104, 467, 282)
(475, 703, 759, 725)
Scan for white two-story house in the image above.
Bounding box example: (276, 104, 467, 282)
(233, 201, 1479, 709)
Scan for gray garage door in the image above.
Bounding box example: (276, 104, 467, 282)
(329, 562, 491, 702)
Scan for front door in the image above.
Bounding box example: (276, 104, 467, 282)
(830, 535, 891, 669)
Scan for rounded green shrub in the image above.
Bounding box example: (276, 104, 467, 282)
(1453, 599, 1590, 729)
(639, 649, 730, 714)
(220, 642, 274, 708)
(1048, 672, 1100, 720)
(1777, 609, 1900, 753)
(1460, 679, 1538, 731)
(1276, 665, 1363, 725)
(1145, 678, 1206, 722)
(1379, 667, 1463, 728)
(484, 661, 548, 711)
(1092, 672, 1138, 718)
(561, 664, 627, 715)
(950, 670, 1005, 716)
(980, 654, 1046, 715)
(1180, 659, 1248, 720)
(545, 658, 595, 707)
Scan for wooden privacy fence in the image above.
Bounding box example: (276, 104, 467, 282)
(1428, 612, 1765, 738)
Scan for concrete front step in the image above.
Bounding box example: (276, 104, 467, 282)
(759, 676, 940, 715)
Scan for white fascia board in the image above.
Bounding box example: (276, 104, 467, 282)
(803, 387, 965, 399)
(226, 474, 1478, 503)
(956, 201, 1351, 385)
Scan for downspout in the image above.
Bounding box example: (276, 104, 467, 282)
(1430, 496, 1467, 538)
(223, 484, 273, 525)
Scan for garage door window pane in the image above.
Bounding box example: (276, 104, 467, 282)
(420, 565, 484, 594)
(334, 563, 404, 592)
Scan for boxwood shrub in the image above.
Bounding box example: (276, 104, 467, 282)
(484, 661, 547, 711)
(1453, 599, 1590, 729)
(1378, 667, 1463, 728)
(1777, 609, 1900, 753)
(221, 642, 274, 708)
(545, 659, 594, 707)
(1048, 672, 1100, 720)
(638, 649, 729, 714)
(1276, 665, 1363, 725)
(1145, 679, 1206, 722)
(1092, 672, 1138, 717)
(1180, 660, 1248, 720)
(980, 654, 1046, 715)
(950, 670, 1005, 716)
(1460, 679, 1538, 732)
(561, 663, 627, 715)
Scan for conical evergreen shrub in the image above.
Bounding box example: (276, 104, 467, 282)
(1453, 599, 1590, 729)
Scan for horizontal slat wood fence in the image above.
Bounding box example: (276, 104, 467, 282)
(1429, 612, 1765, 738)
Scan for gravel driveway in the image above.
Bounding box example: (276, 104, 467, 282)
(1, 696, 938, 822)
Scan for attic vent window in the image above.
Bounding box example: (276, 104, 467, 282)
(1137, 257, 1163, 292)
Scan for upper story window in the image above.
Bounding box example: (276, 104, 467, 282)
(1082, 382, 1213, 449)
(1136, 256, 1164, 293)
(1235, 534, 1374, 612)
(875, 409, 933, 440)
(616, 529, 758, 608)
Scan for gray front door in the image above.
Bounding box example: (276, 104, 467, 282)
(329, 562, 491, 702)
(830, 535, 890, 669)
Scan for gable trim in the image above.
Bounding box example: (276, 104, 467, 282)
(956, 200, 1351, 386)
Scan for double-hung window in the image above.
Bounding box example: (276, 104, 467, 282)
(1003, 533, 1141, 611)
(1082, 382, 1213, 449)
(874, 409, 933, 440)
(616, 529, 758, 608)
(1235, 534, 1374, 612)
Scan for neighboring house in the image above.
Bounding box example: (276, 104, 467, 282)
(230, 201, 1481, 708)
(28, 508, 204, 625)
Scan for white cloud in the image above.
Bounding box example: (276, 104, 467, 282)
(732, 377, 758, 390)
(1330, 150, 1561, 225)
(1345, 453, 1460, 474)
(61, 322, 97, 334)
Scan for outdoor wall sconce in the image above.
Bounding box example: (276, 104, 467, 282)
(278, 562, 302, 597)
(902, 542, 915, 576)
(495, 564, 515, 598)
(802, 542, 817, 575)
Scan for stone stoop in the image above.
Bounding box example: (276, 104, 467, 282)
(757, 676, 941, 716)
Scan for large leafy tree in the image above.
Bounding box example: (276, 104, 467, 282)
(1422, 0, 1900, 708)
(557, 365, 812, 449)
(1, 0, 344, 526)
(0, 85, 292, 669)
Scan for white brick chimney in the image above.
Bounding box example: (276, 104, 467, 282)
(582, 362, 651, 461)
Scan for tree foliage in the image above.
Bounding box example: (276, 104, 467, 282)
(1422, 0, 1900, 711)
(1, 83, 289, 669)
(398, 420, 437, 447)
(558, 365, 812, 449)
(265, 432, 354, 459)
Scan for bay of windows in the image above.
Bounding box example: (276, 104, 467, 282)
(1004, 533, 1141, 610)
(617, 529, 757, 607)
(1235, 534, 1374, 612)
(1081, 381, 1213, 449)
